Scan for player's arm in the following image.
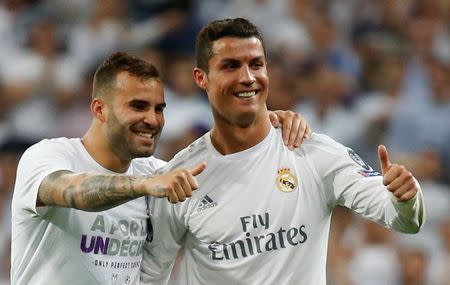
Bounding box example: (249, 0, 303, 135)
(376, 145, 425, 230)
(331, 144, 425, 233)
(309, 135, 424, 233)
(37, 162, 206, 211)
(268, 110, 311, 150)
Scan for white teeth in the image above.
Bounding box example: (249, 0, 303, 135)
(237, 91, 256, 98)
(137, 132, 154, 138)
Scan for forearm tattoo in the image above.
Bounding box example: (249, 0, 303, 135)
(152, 184, 166, 196)
(39, 170, 143, 211)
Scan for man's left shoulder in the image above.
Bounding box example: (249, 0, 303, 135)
(155, 135, 209, 175)
(297, 133, 347, 155)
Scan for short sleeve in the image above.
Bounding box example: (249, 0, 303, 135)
(13, 140, 74, 217)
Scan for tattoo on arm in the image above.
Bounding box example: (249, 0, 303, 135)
(151, 184, 166, 196)
(38, 170, 144, 211)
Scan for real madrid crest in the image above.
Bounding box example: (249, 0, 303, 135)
(276, 167, 298, 192)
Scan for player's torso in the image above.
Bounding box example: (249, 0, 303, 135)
(175, 131, 332, 284)
(188, 154, 329, 244)
(45, 198, 148, 284)
(34, 151, 153, 284)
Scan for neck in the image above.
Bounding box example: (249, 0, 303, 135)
(210, 113, 271, 155)
(81, 125, 131, 173)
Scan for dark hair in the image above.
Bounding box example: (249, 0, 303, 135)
(92, 52, 160, 98)
(195, 18, 266, 72)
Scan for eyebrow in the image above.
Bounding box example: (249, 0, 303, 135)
(128, 99, 149, 105)
(219, 56, 265, 63)
(128, 99, 166, 108)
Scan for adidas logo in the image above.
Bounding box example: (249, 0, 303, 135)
(197, 195, 217, 212)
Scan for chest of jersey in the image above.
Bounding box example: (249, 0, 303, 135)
(184, 150, 332, 256)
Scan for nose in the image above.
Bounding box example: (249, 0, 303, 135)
(143, 110, 159, 127)
(239, 65, 256, 86)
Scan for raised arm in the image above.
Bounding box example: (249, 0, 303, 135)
(308, 134, 424, 234)
(38, 162, 206, 211)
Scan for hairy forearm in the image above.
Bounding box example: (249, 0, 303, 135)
(38, 170, 146, 211)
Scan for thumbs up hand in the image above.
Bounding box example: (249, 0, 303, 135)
(378, 145, 418, 202)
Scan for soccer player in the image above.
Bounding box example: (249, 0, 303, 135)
(11, 52, 311, 285)
(140, 18, 425, 285)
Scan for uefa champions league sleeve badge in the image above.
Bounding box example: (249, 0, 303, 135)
(276, 168, 298, 192)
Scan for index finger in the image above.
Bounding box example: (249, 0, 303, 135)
(187, 162, 207, 189)
(189, 162, 207, 176)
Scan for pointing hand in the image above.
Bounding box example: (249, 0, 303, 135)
(145, 162, 207, 203)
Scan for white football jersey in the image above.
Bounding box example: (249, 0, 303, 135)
(11, 138, 166, 285)
(141, 127, 424, 285)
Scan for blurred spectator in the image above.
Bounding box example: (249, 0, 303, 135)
(347, 220, 400, 285)
(156, 54, 212, 160)
(67, 0, 126, 70)
(327, 206, 354, 285)
(308, 13, 361, 79)
(434, 218, 450, 285)
(0, 139, 31, 283)
(1, 14, 81, 142)
(294, 66, 358, 146)
(394, 180, 449, 284)
(53, 64, 95, 138)
(0, 81, 9, 144)
(386, 57, 450, 183)
(266, 57, 302, 111)
(0, 0, 42, 57)
(398, 247, 428, 285)
(352, 47, 407, 167)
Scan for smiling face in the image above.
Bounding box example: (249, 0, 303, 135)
(104, 71, 165, 160)
(194, 36, 269, 128)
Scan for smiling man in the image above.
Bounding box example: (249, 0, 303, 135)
(10, 52, 207, 285)
(140, 18, 425, 285)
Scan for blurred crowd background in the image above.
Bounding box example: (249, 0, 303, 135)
(0, 0, 449, 284)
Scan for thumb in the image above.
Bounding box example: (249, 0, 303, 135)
(378, 145, 392, 176)
(268, 111, 280, 128)
(189, 162, 207, 176)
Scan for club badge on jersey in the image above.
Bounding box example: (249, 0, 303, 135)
(276, 168, 298, 192)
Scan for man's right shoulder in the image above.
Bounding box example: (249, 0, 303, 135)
(22, 137, 80, 159)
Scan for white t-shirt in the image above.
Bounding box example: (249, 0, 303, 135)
(11, 138, 166, 285)
(141, 127, 425, 285)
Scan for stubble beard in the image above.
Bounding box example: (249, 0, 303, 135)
(107, 114, 155, 161)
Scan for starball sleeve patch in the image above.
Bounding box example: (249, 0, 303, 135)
(347, 148, 372, 170)
(356, 169, 381, 177)
(276, 168, 298, 192)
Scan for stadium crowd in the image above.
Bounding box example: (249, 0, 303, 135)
(0, 0, 449, 284)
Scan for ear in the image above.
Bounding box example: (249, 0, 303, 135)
(90, 98, 107, 123)
(193, 67, 208, 90)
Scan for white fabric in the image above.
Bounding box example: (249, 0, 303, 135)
(11, 138, 166, 285)
(141, 127, 425, 285)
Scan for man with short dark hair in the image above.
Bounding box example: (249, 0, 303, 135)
(141, 18, 425, 285)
